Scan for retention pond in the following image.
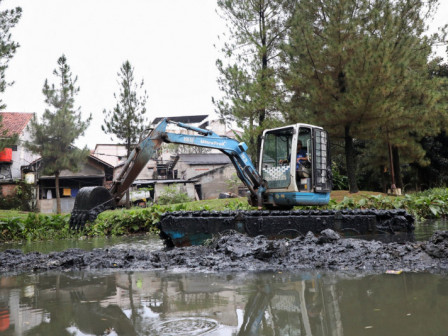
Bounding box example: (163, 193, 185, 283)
(0, 219, 447, 335)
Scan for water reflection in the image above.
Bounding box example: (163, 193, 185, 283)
(414, 218, 448, 241)
(1, 271, 447, 335)
(0, 233, 163, 254)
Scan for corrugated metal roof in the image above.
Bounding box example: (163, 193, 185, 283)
(0, 112, 34, 137)
(178, 153, 231, 165)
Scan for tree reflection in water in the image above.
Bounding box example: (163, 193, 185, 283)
(0, 271, 447, 335)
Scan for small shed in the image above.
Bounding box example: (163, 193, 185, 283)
(25, 155, 113, 213)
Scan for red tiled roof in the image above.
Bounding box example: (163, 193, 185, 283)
(0, 112, 34, 137)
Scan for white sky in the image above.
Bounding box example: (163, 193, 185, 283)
(1, 0, 447, 149)
(2, 0, 226, 149)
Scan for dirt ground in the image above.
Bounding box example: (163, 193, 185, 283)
(1, 230, 447, 275)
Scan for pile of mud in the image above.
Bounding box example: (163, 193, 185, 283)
(1, 230, 448, 275)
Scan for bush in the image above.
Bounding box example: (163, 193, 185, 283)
(0, 182, 35, 211)
(157, 184, 192, 205)
(331, 162, 348, 190)
(0, 213, 71, 241)
(3, 188, 448, 242)
(320, 188, 448, 221)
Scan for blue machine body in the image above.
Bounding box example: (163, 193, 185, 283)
(109, 117, 331, 210)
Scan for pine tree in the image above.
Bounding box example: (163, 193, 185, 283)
(0, 2, 21, 111)
(413, 59, 448, 188)
(25, 55, 91, 214)
(213, 0, 289, 162)
(0, 2, 21, 150)
(283, 0, 443, 192)
(102, 60, 148, 157)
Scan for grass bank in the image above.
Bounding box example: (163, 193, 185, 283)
(1, 189, 447, 242)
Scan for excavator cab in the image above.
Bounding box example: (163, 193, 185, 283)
(259, 124, 331, 208)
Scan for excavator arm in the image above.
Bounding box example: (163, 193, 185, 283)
(111, 118, 264, 205)
(70, 118, 264, 229)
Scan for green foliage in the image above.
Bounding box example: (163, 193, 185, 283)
(0, 3, 21, 111)
(214, 0, 289, 162)
(331, 162, 348, 191)
(225, 173, 241, 194)
(25, 55, 91, 176)
(0, 182, 35, 211)
(102, 60, 148, 155)
(157, 184, 192, 205)
(0, 114, 18, 151)
(0, 213, 71, 242)
(24, 55, 91, 214)
(0, 3, 22, 150)
(284, 0, 444, 192)
(3, 189, 448, 242)
(321, 188, 448, 221)
(85, 203, 187, 236)
(223, 199, 252, 211)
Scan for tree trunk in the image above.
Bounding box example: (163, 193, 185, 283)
(344, 125, 359, 193)
(126, 190, 130, 209)
(125, 142, 131, 209)
(380, 165, 388, 193)
(392, 145, 403, 189)
(55, 171, 61, 214)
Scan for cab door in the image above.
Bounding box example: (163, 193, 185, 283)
(312, 128, 331, 192)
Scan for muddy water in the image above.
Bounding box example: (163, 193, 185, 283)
(0, 233, 163, 254)
(0, 270, 447, 336)
(1, 219, 447, 254)
(0, 220, 447, 335)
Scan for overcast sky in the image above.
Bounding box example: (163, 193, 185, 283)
(2, 0, 447, 149)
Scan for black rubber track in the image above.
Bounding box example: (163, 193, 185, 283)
(158, 209, 415, 247)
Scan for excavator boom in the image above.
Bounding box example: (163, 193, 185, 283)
(70, 118, 265, 229)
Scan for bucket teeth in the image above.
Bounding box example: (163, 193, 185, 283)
(69, 186, 115, 230)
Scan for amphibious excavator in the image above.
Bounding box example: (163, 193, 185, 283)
(69, 118, 414, 246)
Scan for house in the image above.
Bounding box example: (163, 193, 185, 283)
(0, 112, 38, 197)
(92, 144, 128, 167)
(175, 153, 231, 180)
(171, 153, 244, 199)
(190, 163, 245, 199)
(87, 116, 245, 204)
(25, 155, 114, 213)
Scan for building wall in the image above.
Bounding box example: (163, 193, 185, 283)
(153, 182, 197, 202)
(194, 164, 243, 200)
(11, 127, 39, 180)
(38, 198, 75, 214)
(93, 144, 127, 167)
(36, 156, 108, 213)
(113, 159, 157, 181)
(0, 183, 17, 197)
(175, 161, 229, 180)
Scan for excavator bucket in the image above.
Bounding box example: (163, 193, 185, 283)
(69, 119, 171, 230)
(69, 186, 116, 230)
